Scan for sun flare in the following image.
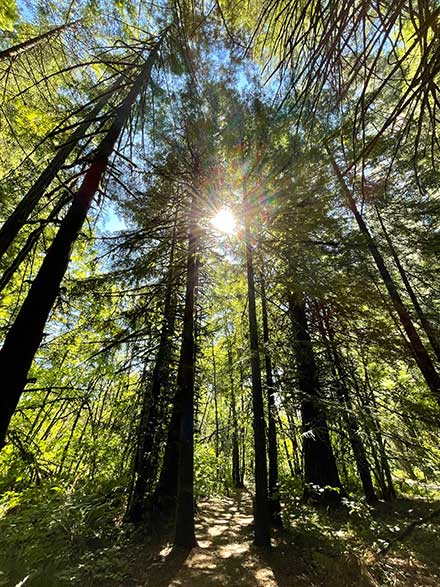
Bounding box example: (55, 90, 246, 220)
(211, 208, 236, 234)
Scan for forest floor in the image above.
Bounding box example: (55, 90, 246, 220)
(116, 490, 440, 587)
(2, 487, 440, 586)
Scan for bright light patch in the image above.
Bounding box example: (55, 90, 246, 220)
(211, 208, 236, 234)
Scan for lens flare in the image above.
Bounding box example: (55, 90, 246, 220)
(211, 208, 236, 234)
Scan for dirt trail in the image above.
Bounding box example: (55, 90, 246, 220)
(142, 490, 305, 587)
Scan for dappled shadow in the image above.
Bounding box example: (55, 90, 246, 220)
(146, 491, 281, 587)
(115, 492, 440, 587)
(142, 490, 371, 587)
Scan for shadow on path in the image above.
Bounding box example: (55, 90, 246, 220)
(143, 490, 310, 587)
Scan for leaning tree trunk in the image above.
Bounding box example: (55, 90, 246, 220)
(243, 184, 271, 547)
(374, 204, 440, 362)
(0, 37, 164, 450)
(0, 190, 72, 294)
(289, 291, 344, 504)
(126, 220, 178, 523)
(0, 70, 130, 264)
(327, 149, 440, 403)
(260, 271, 283, 527)
(0, 21, 79, 61)
(174, 188, 200, 548)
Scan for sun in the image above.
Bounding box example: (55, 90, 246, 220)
(211, 208, 236, 234)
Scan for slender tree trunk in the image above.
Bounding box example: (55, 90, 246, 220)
(316, 306, 378, 504)
(0, 21, 79, 61)
(0, 38, 164, 450)
(277, 412, 296, 477)
(243, 185, 271, 547)
(174, 188, 199, 548)
(212, 343, 220, 461)
(327, 149, 440, 402)
(0, 78, 121, 263)
(374, 204, 440, 362)
(260, 271, 282, 527)
(126, 222, 178, 523)
(226, 329, 243, 488)
(0, 191, 71, 294)
(288, 292, 344, 504)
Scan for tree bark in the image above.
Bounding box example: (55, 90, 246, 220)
(174, 188, 199, 548)
(226, 328, 243, 489)
(0, 21, 78, 61)
(260, 271, 283, 527)
(243, 185, 271, 547)
(288, 292, 344, 504)
(317, 305, 378, 504)
(0, 38, 163, 450)
(126, 217, 178, 523)
(0, 75, 124, 263)
(0, 191, 71, 294)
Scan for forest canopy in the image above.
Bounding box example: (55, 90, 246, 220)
(0, 1, 439, 586)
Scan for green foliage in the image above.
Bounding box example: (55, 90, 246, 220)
(0, 0, 18, 31)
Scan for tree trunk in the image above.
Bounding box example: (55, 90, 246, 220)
(126, 219, 178, 523)
(226, 329, 243, 489)
(174, 188, 199, 548)
(212, 343, 220, 461)
(0, 38, 163, 450)
(0, 77, 122, 263)
(288, 292, 344, 504)
(317, 305, 378, 504)
(374, 204, 440, 362)
(0, 21, 78, 61)
(243, 186, 271, 547)
(0, 191, 71, 294)
(327, 149, 440, 402)
(260, 271, 282, 527)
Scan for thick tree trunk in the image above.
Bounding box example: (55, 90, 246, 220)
(0, 38, 163, 450)
(289, 292, 344, 504)
(153, 383, 182, 512)
(260, 272, 282, 527)
(328, 150, 440, 402)
(317, 306, 378, 504)
(126, 223, 178, 523)
(174, 189, 199, 548)
(243, 186, 271, 547)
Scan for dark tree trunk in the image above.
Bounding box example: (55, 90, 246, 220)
(328, 150, 440, 402)
(243, 186, 271, 547)
(260, 272, 282, 527)
(0, 79, 120, 263)
(125, 221, 178, 523)
(288, 292, 344, 504)
(316, 306, 378, 504)
(212, 343, 220, 461)
(174, 189, 199, 548)
(0, 38, 163, 450)
(0, 21, 78, 61)
(0, 192, 71, 294)
(153, 383, 182, 512)
(226, 329, 243, 489)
